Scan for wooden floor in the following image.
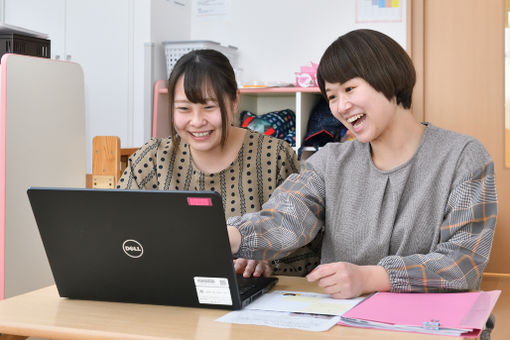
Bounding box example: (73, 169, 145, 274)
(480, 275, 510, 340)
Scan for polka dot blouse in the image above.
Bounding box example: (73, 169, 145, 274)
(117, 129, 300, 219)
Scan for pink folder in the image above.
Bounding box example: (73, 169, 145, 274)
(340, 290, 501, 337)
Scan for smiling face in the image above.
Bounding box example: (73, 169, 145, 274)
(167, 50, 239, 152)
(173, 75, 235, 154)
(317, 30, 416, 118)
(325, 77, 398, 144)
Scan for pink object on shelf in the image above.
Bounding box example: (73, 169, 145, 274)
(295, 62, 319, 88)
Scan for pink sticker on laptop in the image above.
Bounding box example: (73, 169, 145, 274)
(187, 197, 212, 206)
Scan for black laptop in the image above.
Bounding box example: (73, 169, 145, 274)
(27, 187, 277, 310)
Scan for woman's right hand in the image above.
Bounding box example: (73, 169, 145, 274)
(234, 258, 272, 278)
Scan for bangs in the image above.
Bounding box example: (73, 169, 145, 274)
(182, 62, 217, 104)
(318, 40, 363, 85)
(317, 52, 357, 87)
(317, 38, 364, 97)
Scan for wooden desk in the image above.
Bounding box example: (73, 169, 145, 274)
(0, 276, 505, 340)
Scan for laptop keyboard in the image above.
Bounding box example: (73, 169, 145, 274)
(235, 275, 278, 308)
(236, 275, 277, 298)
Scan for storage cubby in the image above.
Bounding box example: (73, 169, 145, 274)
(237, 87, 322, 152)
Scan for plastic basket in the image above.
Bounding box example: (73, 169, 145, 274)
(162, 40, 238, 78)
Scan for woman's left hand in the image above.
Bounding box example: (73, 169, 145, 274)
(306, 262, 390, 299)
(234, 258, 272, 278)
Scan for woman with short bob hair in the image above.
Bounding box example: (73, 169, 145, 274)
(228, 29, 498, 298)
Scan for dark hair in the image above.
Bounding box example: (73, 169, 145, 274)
(317, 29, 415, 109)
(168, 49, 238, 148)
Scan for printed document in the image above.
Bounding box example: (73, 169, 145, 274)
(216, 290, 363, 331)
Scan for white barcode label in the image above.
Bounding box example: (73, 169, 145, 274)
(194, 276, 232, 305)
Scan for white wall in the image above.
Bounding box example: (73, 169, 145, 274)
(190, 0, 407, 85)
(131, 0, 192, 146)
(151, 0, 191, 44)
(134, 0, 152, 145)
(0, 0, 407, 168)
(140, 0, 191, 144)
(0, 0, 191, 169)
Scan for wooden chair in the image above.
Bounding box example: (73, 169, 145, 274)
(86, 136, 138, 189)
(87, 80, 169, 188)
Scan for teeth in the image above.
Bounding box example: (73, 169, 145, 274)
(191, 131, 210, 137)
(347, 114, 364, 124)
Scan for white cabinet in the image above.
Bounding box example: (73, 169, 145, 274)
(1, 55, 86, 298)
(238, 88, 322, 152)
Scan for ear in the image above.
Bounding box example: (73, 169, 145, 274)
(233, 90, 240, 113)
(226, 91, 240, 126)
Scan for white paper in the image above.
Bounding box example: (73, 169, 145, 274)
(245, 290, 363, 316)
(217, 309, 341, 332)
(194, 0, 231, 20)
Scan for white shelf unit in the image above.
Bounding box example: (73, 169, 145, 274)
(237, 88, 322, 152)
(152, 85, 323, 153)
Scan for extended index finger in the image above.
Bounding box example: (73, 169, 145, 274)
(306, 263, 336, 282)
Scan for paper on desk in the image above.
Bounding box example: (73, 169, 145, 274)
(216, 309, 341, 331)
(245, 290, 363, 316)
(216, 291, 361, 331)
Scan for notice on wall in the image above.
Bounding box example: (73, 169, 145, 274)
(356, 0, 403, 23)
(172, 0, 189, 7)
(194, 0, 231, 21)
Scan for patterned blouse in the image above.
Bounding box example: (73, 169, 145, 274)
(117, 129, 320, 276)
(228, 124, 498, 292)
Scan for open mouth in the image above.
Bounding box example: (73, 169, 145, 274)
(346, 113, 366, 128)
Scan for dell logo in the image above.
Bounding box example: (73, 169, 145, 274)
(122, 239, 143, 258)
